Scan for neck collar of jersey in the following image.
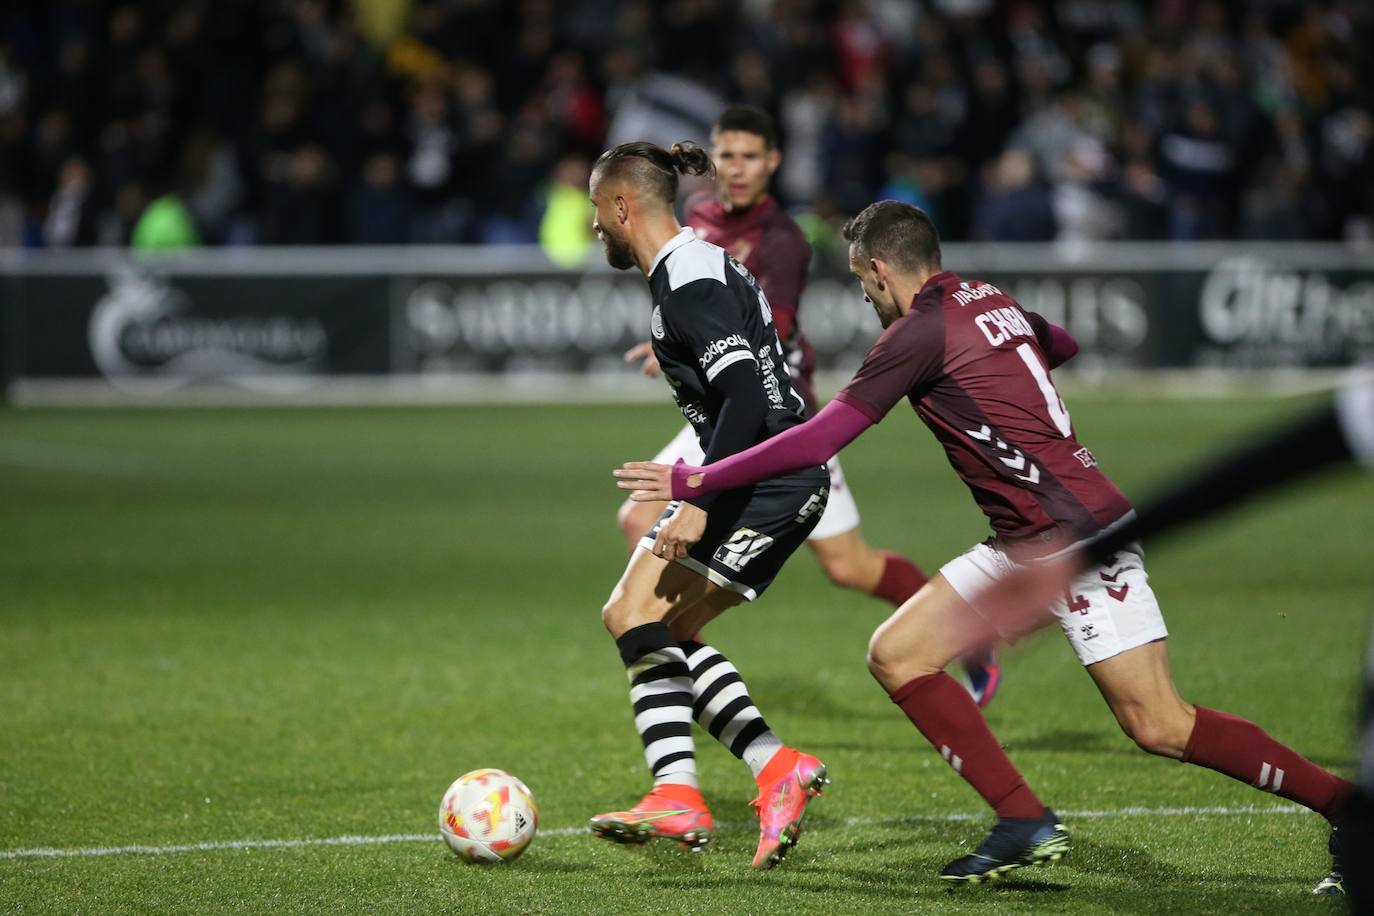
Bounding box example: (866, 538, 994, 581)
(921, 271, 959, 293)
(649, 227, 697, 277)
(721, 194, 776, 221)
(909, 271, 959, 312)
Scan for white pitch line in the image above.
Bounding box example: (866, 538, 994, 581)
(0, 803, 1305, 861)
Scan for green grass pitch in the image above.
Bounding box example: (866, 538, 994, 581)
(1, 393, 1368, 914)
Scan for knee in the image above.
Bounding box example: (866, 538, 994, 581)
(820, 554, 870, 591)
(601, 594, 631, 637)
(864, 628, 890, 681)
(1116, 703, 1194, 759)
(865, 624, 929, 692)
(617, 499, 655, 542)
(814, 541, 883, 593)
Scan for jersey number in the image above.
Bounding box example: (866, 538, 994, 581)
(1015, 343, 1072, 437)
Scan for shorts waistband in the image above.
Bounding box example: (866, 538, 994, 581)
(992, 528, 1069, 562)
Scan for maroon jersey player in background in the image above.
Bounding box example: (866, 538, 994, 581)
(617, 200, 1353, 890)
(619, 106, 1001, 706)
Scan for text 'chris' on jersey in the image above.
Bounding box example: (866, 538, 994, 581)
(647, 227, 809, 451)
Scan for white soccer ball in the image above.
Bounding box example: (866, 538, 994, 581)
(438, 768, 538, 863)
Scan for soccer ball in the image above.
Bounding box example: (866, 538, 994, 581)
(438, 769, 538, 863)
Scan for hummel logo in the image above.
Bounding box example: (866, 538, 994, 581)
(999, 450, 1029, 471)
(1106, 584, 1129, 602)
(966, 426, 1042, 484)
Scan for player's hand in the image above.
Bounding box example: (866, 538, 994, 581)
(615, 460, 705, 501)
(624, 341, 661, 378)
(653, 501, 707, 560)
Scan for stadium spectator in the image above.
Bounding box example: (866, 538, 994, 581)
(538, 153, 594, 266)
(130, 183, 199, 250)
(42, 155, 97, 247)
(3, 0, 1372, 247)
(973, 148, 1057, 242)
(346, 152, 413, 244)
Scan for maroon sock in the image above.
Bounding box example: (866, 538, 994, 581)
(1183, 706, 1355, 822)
(891, 672, 1044, 819)
(871, 552, 928, 607)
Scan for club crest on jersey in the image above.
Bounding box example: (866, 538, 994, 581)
(651, 305, 665, 340)
(714, 528, 774, 571)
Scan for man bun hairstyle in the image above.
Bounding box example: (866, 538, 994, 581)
(592, 140, 714, 206)
(842, 200, 943, 274)
(668, 141, 712, 177)
(711, 106, 779, 149)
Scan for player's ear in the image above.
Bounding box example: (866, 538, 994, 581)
(615, 194, 629, 224)
(766, 148, 782, 173)
(870, 258, 886, 289)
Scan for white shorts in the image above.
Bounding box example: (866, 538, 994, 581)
(940, 540, 1168, 667)
(653, 423, 861, 541)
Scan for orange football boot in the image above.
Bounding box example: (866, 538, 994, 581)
(750, 748, 829, 869)
(589, 782, 713, 850)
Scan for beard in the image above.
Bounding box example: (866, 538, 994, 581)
(600, 231, 636, 271)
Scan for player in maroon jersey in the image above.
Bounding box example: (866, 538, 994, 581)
(618, 106, 1002, 706)
(615, 200, 1355, 888)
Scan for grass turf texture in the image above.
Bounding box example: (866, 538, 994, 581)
(0, 394, 1366, 914)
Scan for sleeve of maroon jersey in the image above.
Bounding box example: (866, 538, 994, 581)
(751, 223, 811, 342)
(834, 312, 945, 423)
(1025, 311, 1079, 368)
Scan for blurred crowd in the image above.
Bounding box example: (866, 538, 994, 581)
(1, 0, 1371, 251)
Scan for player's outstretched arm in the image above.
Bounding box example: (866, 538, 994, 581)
(616, 398, 875, 501)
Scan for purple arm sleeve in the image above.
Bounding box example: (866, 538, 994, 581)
(1045, 324, 1079, 368)
(671, 399, 874, 499)
(1026, 312, 1079, 368)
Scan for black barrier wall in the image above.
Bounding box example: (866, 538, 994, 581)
(2, 244, 1372, 399)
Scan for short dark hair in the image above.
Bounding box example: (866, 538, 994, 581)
(842, 201, 942, 274)
(592, 140, 713, 206)
(711, 106, 778, 149)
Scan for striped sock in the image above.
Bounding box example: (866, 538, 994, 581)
(682, 640, 783, 777)
(617, 622, 698, 788)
